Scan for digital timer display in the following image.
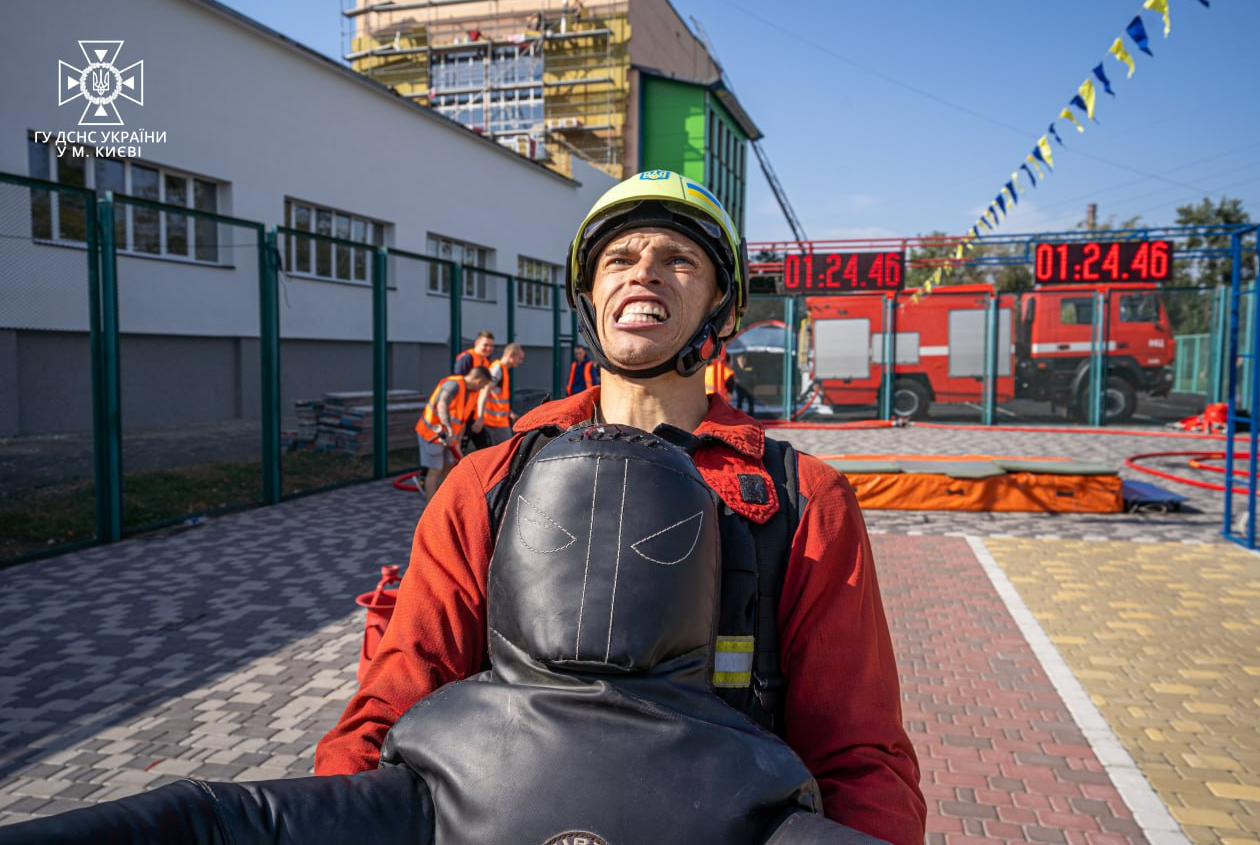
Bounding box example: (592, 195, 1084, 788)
(1034, 240, 1173, 284)
(781, 251, 904, 294)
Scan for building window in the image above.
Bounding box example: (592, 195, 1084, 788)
(27, 138, 221, 261)
(284, 199, 385, 284)
(427, 234, 495, 301)
(429, 44, 544, 136)
(516, 256, 558, 309)
(706, 110, 745, 229)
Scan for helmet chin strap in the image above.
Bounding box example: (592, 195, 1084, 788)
(575, 272, 735, 381)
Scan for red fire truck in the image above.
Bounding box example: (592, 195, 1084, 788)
(802, 282, 1177, 423)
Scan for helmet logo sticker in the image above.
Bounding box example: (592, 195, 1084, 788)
(639, 169, 671, 180)
(683, 180, 726, 216)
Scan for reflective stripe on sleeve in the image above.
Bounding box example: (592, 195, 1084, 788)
(712, 635, 754, 688)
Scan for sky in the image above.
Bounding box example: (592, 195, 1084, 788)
(224, 0, 1260, 245)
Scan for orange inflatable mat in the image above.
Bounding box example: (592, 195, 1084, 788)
(821, 454, 1123, 513)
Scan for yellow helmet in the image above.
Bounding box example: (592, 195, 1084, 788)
(565, 170, 749, 378)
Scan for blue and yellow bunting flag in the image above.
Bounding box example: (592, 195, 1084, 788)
(1048, 123, 1066, 145)
(1127, 15, 1154, 56)
(1092, 62, 1116, 97)
(1005, 180, 1018, 205)
(1078, 79, 1097, 120)
(969, 225, 980, 239)
(1021, 162, 1038, 186)
(1196, 0, 1209, 6)
(1110, 37, 1136, 77)
(1035, 135, 1055, 170)
(1060, 108, 1085, 133)
(995, 194, 1007, 215)
(1144, 0, 1171, 36)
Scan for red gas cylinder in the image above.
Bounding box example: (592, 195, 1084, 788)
(354, 564, 402, 684)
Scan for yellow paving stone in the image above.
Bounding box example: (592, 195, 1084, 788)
(1185, 701, 1237, 716)
(1171, 719, 1206, 733)
(1146, 728, 1167, 742)
(1222, 621, 1253, 631)
(1209, 782, 1260, 803)
(1151, 682, 1197, 695)
(1050, 635, 1088, 645)
(1077, 669, 1117, 680)
(1220, 838, 1260, 845)
(1184, 754, 1245, 772)
(1128, 705, 1148, 718)
(1180, 669, 1225, 680)
(1169, 805, 1240, 829)
(1244, 666, 1260, 676)
(1091, 656, 1128, 666)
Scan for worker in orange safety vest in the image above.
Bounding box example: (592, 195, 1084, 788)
(416, 367, 491, 498)
(476, 343, 526, 447)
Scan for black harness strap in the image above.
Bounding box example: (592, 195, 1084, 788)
(749, 436, 799, 734)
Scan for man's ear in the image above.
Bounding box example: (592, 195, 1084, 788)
(718, 305, 738, 339)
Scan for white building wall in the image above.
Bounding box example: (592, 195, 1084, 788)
(0, 0, 614, 434)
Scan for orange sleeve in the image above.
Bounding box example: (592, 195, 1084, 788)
(778, 454, 926, 845)
(314, 449, 507, 775)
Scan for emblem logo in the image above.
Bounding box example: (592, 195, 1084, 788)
(58, 41, 144, 126)
(639, 169, 671, 180)
(542, 832, 610, 845)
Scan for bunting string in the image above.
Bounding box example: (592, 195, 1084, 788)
(923, 0, 1210, 297)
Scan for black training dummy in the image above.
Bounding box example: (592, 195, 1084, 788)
(0, 424, 886, 845)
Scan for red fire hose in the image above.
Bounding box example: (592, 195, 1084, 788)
(1124, 451, 1257, 494)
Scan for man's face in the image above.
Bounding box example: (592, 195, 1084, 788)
(508, 349, 525, 368)
(474, 336, 495, 358)
(589, 227, 723, 373)
(574, 347, 587, 362)
(466, 374, 490, 392)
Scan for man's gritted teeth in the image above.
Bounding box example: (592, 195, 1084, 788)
(614, 298, 670, 326)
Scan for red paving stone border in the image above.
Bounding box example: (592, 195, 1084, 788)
(872, 535, 1150, 845)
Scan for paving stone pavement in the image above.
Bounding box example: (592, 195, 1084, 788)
(983, 538, 1260, 845)
(0, 423, 1253, 844)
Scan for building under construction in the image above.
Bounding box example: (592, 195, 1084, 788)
(344, 0, 760, 229)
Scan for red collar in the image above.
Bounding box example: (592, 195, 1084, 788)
(514, 388, 778, 523)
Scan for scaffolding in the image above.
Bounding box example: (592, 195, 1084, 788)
(345, 0, 629, 178)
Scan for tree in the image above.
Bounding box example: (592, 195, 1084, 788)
(1174, 197, 1255, 289)
(1162, 197, 1255, 336)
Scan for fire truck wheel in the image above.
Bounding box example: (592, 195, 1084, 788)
(890, 379, 931, 420)
(1071, 376, 1138, 423)
(1103, 376, 1138, 423)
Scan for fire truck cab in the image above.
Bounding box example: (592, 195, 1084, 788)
(803, 282, 1175, 423)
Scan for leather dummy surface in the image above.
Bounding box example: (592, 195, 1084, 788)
(382, 424, 823, 845)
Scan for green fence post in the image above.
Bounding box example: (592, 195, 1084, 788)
(1089, 290, 1107, 427)
(506, 274, 516, 343)
(880, 295, 895, 420)
(1210, 284, 1228, 403)
(372, 247, 389, 480)
(553, 284, 563, 398)
(258, 227, 281, 504)
(449, 263, 462, 371)
(983, 293, 997, 426)
(95, 192, 123, 542)
(780, 297, 796, 421)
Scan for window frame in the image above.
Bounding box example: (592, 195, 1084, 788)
(283, 198, 386, 285)
(427, 234, 496, 302)
(26, 137, 223, 264)
(515, 256, 559, 310)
